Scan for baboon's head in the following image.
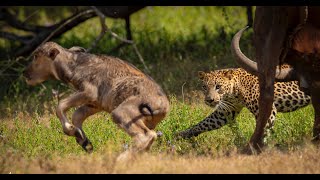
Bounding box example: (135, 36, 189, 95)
(23, 42, 60, 86)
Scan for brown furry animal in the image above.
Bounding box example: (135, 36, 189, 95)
(23, 42, 170, 160)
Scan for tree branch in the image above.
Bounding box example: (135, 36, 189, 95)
(89, 6, 150, 73)
(89, 6, 133, 49)
(0, 31, 33, 44)
(0, 8, 48, 33)
(48, 9, 96, 38)
(15, 9, 96, 58)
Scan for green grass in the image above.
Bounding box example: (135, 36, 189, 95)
(0, 6, 253, 100)
(0, 6, 315, 161)
(0, 95, 315, 158)
(59, 6, 251, 96)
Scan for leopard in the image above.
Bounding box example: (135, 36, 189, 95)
(177, 67, 311, 141)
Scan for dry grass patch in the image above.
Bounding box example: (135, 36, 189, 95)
(1, 144, 320, 174)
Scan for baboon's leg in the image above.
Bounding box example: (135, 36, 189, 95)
(72, 105, 101, 153)
(56, 92, 90, 137)
(111, 98, 158, 160)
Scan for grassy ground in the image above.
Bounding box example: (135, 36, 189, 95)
(1, 6, 319, 174)
(2, 144, 320, 174)
(0, 96, 317, 174)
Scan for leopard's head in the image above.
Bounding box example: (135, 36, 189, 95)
(198, 69, 236, 108)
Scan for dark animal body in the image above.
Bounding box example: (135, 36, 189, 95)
(231, 6, 320, 152)
(23, 42, 170, 161)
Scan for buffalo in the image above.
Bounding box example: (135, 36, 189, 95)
(231, 6, 320, 152)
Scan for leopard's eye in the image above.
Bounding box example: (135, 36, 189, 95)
(216, 84, 221, 90)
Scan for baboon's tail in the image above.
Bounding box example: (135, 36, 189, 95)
(138, 97, 169, 117)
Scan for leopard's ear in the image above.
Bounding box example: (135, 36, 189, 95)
(224, 71, 233, 80)
(198, 71, 206, 80)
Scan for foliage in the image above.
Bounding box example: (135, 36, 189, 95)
(0, 6, 253, 101)
(0, 96, 314, 158)
(0, 6, 315, 168)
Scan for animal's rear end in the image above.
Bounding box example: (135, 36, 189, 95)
(111, 93, 169, 161)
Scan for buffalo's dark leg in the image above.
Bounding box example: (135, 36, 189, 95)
(247, 7, 289, 153)
(248, 53, 277, 153)
(108, 16, 132, 53)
